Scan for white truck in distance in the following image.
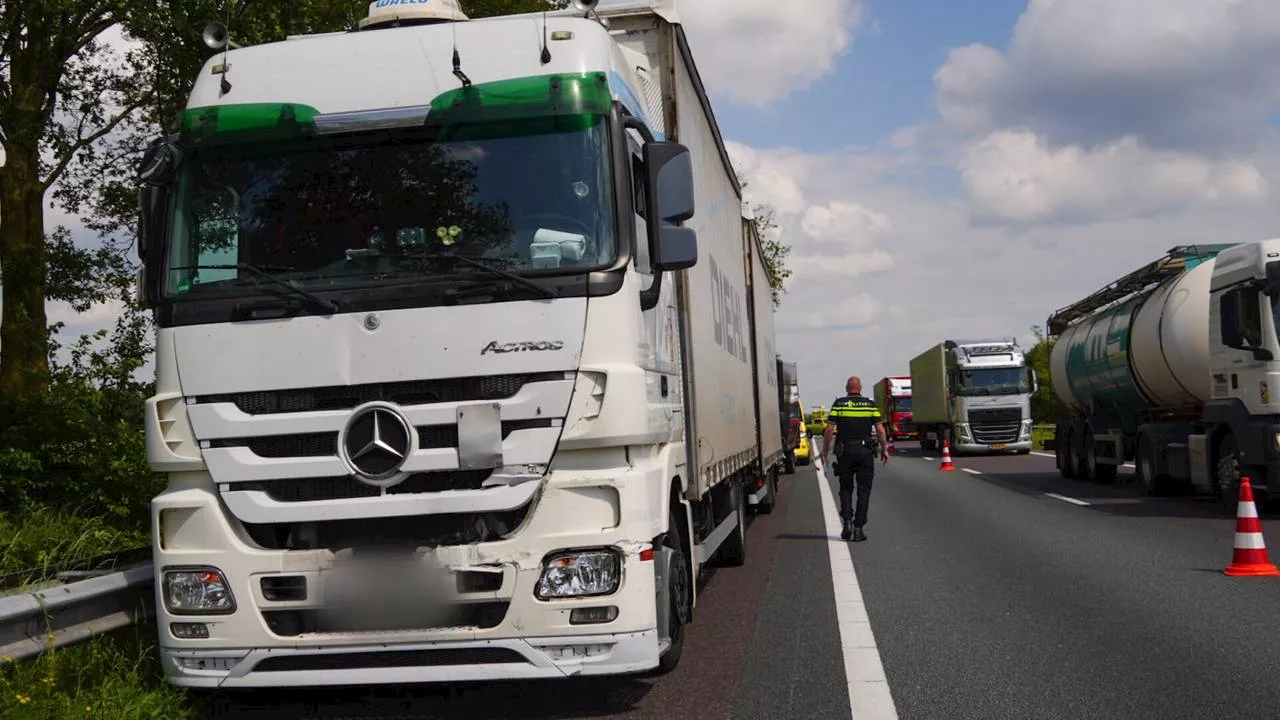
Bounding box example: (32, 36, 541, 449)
(909, 339, 1036, 454)
(134, 0, 785, 689)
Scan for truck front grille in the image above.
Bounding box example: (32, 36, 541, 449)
(200, 372, 564, 415)
(236, 470, 495, 503)
(967, 408, 1022, 444)
(208, 419, 554, 458)
(239, 502, 531, 551)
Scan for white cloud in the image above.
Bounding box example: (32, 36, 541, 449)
(959, 130, 1269, 225)
(736, 136, 1280, 401)
(675, 0, 865, 107)
(934, 0, 1280, 153)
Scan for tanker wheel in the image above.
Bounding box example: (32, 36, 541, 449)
(1214, 435, 1244, 516)
(1074, 430, 1092, 480)
(1058, 428, 1077, 479)
(1135, 434, 1167, 496)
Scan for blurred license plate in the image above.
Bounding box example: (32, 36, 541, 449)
(324, 557, 448, 608)
(991, 443, 1006, 450)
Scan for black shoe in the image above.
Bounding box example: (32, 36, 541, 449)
(840, 520, 853, 541)
(852, 527, 867, 542)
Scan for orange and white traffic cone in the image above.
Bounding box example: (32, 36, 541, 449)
(887, 435, 895, 456)
(939, 439, 955, 472)
(1224, 475, 1280, 577)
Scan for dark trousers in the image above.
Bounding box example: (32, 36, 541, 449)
(835, 446, 875, 528)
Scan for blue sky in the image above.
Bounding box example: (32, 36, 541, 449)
(719, 0, 1029, 152)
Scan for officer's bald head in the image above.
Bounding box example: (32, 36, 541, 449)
(846, 376, 862, 394)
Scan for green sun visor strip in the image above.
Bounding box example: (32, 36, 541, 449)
(177, 72, 614, 146)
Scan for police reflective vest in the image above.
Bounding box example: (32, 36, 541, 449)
(827, 394, 882, 449)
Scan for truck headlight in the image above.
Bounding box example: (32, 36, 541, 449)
(536, 550, 621, 599)
(1020, 419, 1033, 439)
(163, 567, 236, 615)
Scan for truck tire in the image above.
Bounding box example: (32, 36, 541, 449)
(1136, 434, 1167, 496)
(1057, 426, 1077, 479)
(717, 480, 747, 567)
(1083, 430, 1118, 483)
(651, 507, 689, 676)
(783, 452, 795, 475)
(756, 470, 777, 514)
(1214, 434, 1243, 515)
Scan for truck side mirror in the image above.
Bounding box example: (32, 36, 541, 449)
(643, 141, 697, 271)
(1220, 291, 1244, 348)
(1031, 369, 1039, 394)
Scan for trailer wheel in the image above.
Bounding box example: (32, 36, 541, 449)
(783, 452, 796, 475)
(717, 480, 748, 567)
(756, 470, 777, 515)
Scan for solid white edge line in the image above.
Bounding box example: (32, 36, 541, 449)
(1045, 492, 1091, 507)
(1031, 450, 1134, 469)
(812, 457, 900, 720)
(962, 468, 981, 475)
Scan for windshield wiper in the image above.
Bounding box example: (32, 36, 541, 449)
(437, 252, 558, 299)
(172, 263, 339, 314)
(359, 250, 559, 299)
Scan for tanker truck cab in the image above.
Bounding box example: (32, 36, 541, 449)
(129, 0, 786, 691)
(1202, 242, 1280, 499)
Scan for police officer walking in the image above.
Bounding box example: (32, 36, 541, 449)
(822, 376, 889, 542)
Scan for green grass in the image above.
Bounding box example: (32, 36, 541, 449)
(0, 510, 192, 718)
(1031, 425, 1055, 452)
(0, 506, 149, 582)
(0, 630, 194, 720)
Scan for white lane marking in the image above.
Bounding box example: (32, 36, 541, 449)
(962, 468, 982, 475)
(812, 457, 900, 720)
(922, 456, 935, 462)
(1045, 492, 1091, 507)
(1032, 450, 1134, 469)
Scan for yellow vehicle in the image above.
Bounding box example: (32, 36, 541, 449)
(795, 428, 811, 465)
(805, 405, 828, 439)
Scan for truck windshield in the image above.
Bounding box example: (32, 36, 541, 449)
(161, 116, 614, 300)
(957, 367, 1030, 395)
(895, 397, 913, 412)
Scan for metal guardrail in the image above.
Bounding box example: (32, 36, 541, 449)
(0, 545, 154, 592)
(0, 559, 154, 661)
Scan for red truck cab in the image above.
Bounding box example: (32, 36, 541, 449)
(874, 376, 917, 441)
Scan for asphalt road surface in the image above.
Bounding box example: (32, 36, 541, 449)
(206, 444, 1280, 720)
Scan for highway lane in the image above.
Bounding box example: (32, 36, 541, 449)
(849, 442, 1280, 720)
(203, 465, 868, 720)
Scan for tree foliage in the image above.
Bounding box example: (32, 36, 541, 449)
(0, 0, 571, 529)
(734, 172, 793, 307)
(1026, 325, 1063, 424)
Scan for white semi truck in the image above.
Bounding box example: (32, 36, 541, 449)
(909, 339, 1036, 454)
(134, 0, 785, 689)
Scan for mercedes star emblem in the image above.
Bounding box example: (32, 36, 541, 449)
(340, 405, 412, 482)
